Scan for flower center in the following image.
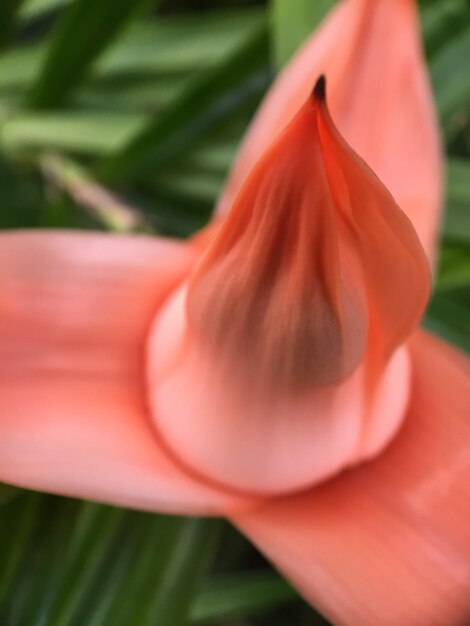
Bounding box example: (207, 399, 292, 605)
(145, 77, 430, 495)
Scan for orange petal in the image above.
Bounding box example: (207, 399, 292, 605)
(146, 84, 428, 495)
(190, 81, 369, 391)
(0, 231, 251, 514)
(218, 0, 442, 263)
(233, 331, 470, 626)
(191, 79, 431, 390)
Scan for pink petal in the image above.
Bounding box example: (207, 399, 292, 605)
(233, 331, 470, 625)
(218, 0, 442, 263)
(0, 231, 252, 514)
(147, 85, 429, 496)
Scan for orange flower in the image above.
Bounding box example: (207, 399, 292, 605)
(0, 1, 468, 625)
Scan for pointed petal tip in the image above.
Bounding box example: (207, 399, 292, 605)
(312, 74, 326, 102)
(216, 0, 443, 265)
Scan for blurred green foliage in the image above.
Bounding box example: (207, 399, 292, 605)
(0, 0, 469, 624)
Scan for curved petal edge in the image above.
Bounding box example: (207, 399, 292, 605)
(0, 231, 253, 515)
(232, 331, 470, 626)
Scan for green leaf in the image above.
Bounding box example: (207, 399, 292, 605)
(44, 504, 124, 626)
(444, 158, 470, 242)
(1, 112, 144, 156)
(97, 24, 269, 182)
(76, 74, 191, 113)
(0, 0, 27, 46)
(19, 0, 73, 21)
(1, 9, 265, 100)
(97, 9, 266, 76)
(94, 516, 221, 626)
(130, 191, 210, 237)
(0, 493, 41, 611)
(131, 518, 221, 626)
(425, 287, 470, 353)
(436, 243, 470, 291)
(270, 0, 335, 69)
(0, 45, 45, 93)
(27, 0, 158, 108)
(152, 169, 224, 207)
(0, 483, 22, 505)
(421, 0, 469, 59)
(431, 27, 470, 128)
(10, 499, 80, 626)
(0, 156, 45, 228)
(0, 493, 222, 626)
(191, 571, 297, 623)
(184, 139, 238, 175)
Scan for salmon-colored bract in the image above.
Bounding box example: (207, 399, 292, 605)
(0, 1, 468, 625)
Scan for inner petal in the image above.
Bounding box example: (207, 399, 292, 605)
(146, 284, 410, 495)
(145, 79, 429, 495)
(188, 83, 368, 393)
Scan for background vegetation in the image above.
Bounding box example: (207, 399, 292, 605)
(0, 0, 469, 624)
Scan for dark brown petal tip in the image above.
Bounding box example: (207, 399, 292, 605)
(312, 75, 327, 102)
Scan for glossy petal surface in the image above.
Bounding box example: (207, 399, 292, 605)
(218, 0, 442, 262)
(0, 231, 250, 514)
(233, 332, 470, 626)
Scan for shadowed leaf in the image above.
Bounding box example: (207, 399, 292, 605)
(27, 0, 158, 108)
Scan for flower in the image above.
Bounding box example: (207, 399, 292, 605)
(0, 1, 468, 625)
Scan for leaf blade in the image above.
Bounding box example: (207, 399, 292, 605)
(270, 0, 335, 69)
(27, 0, 158, 108)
